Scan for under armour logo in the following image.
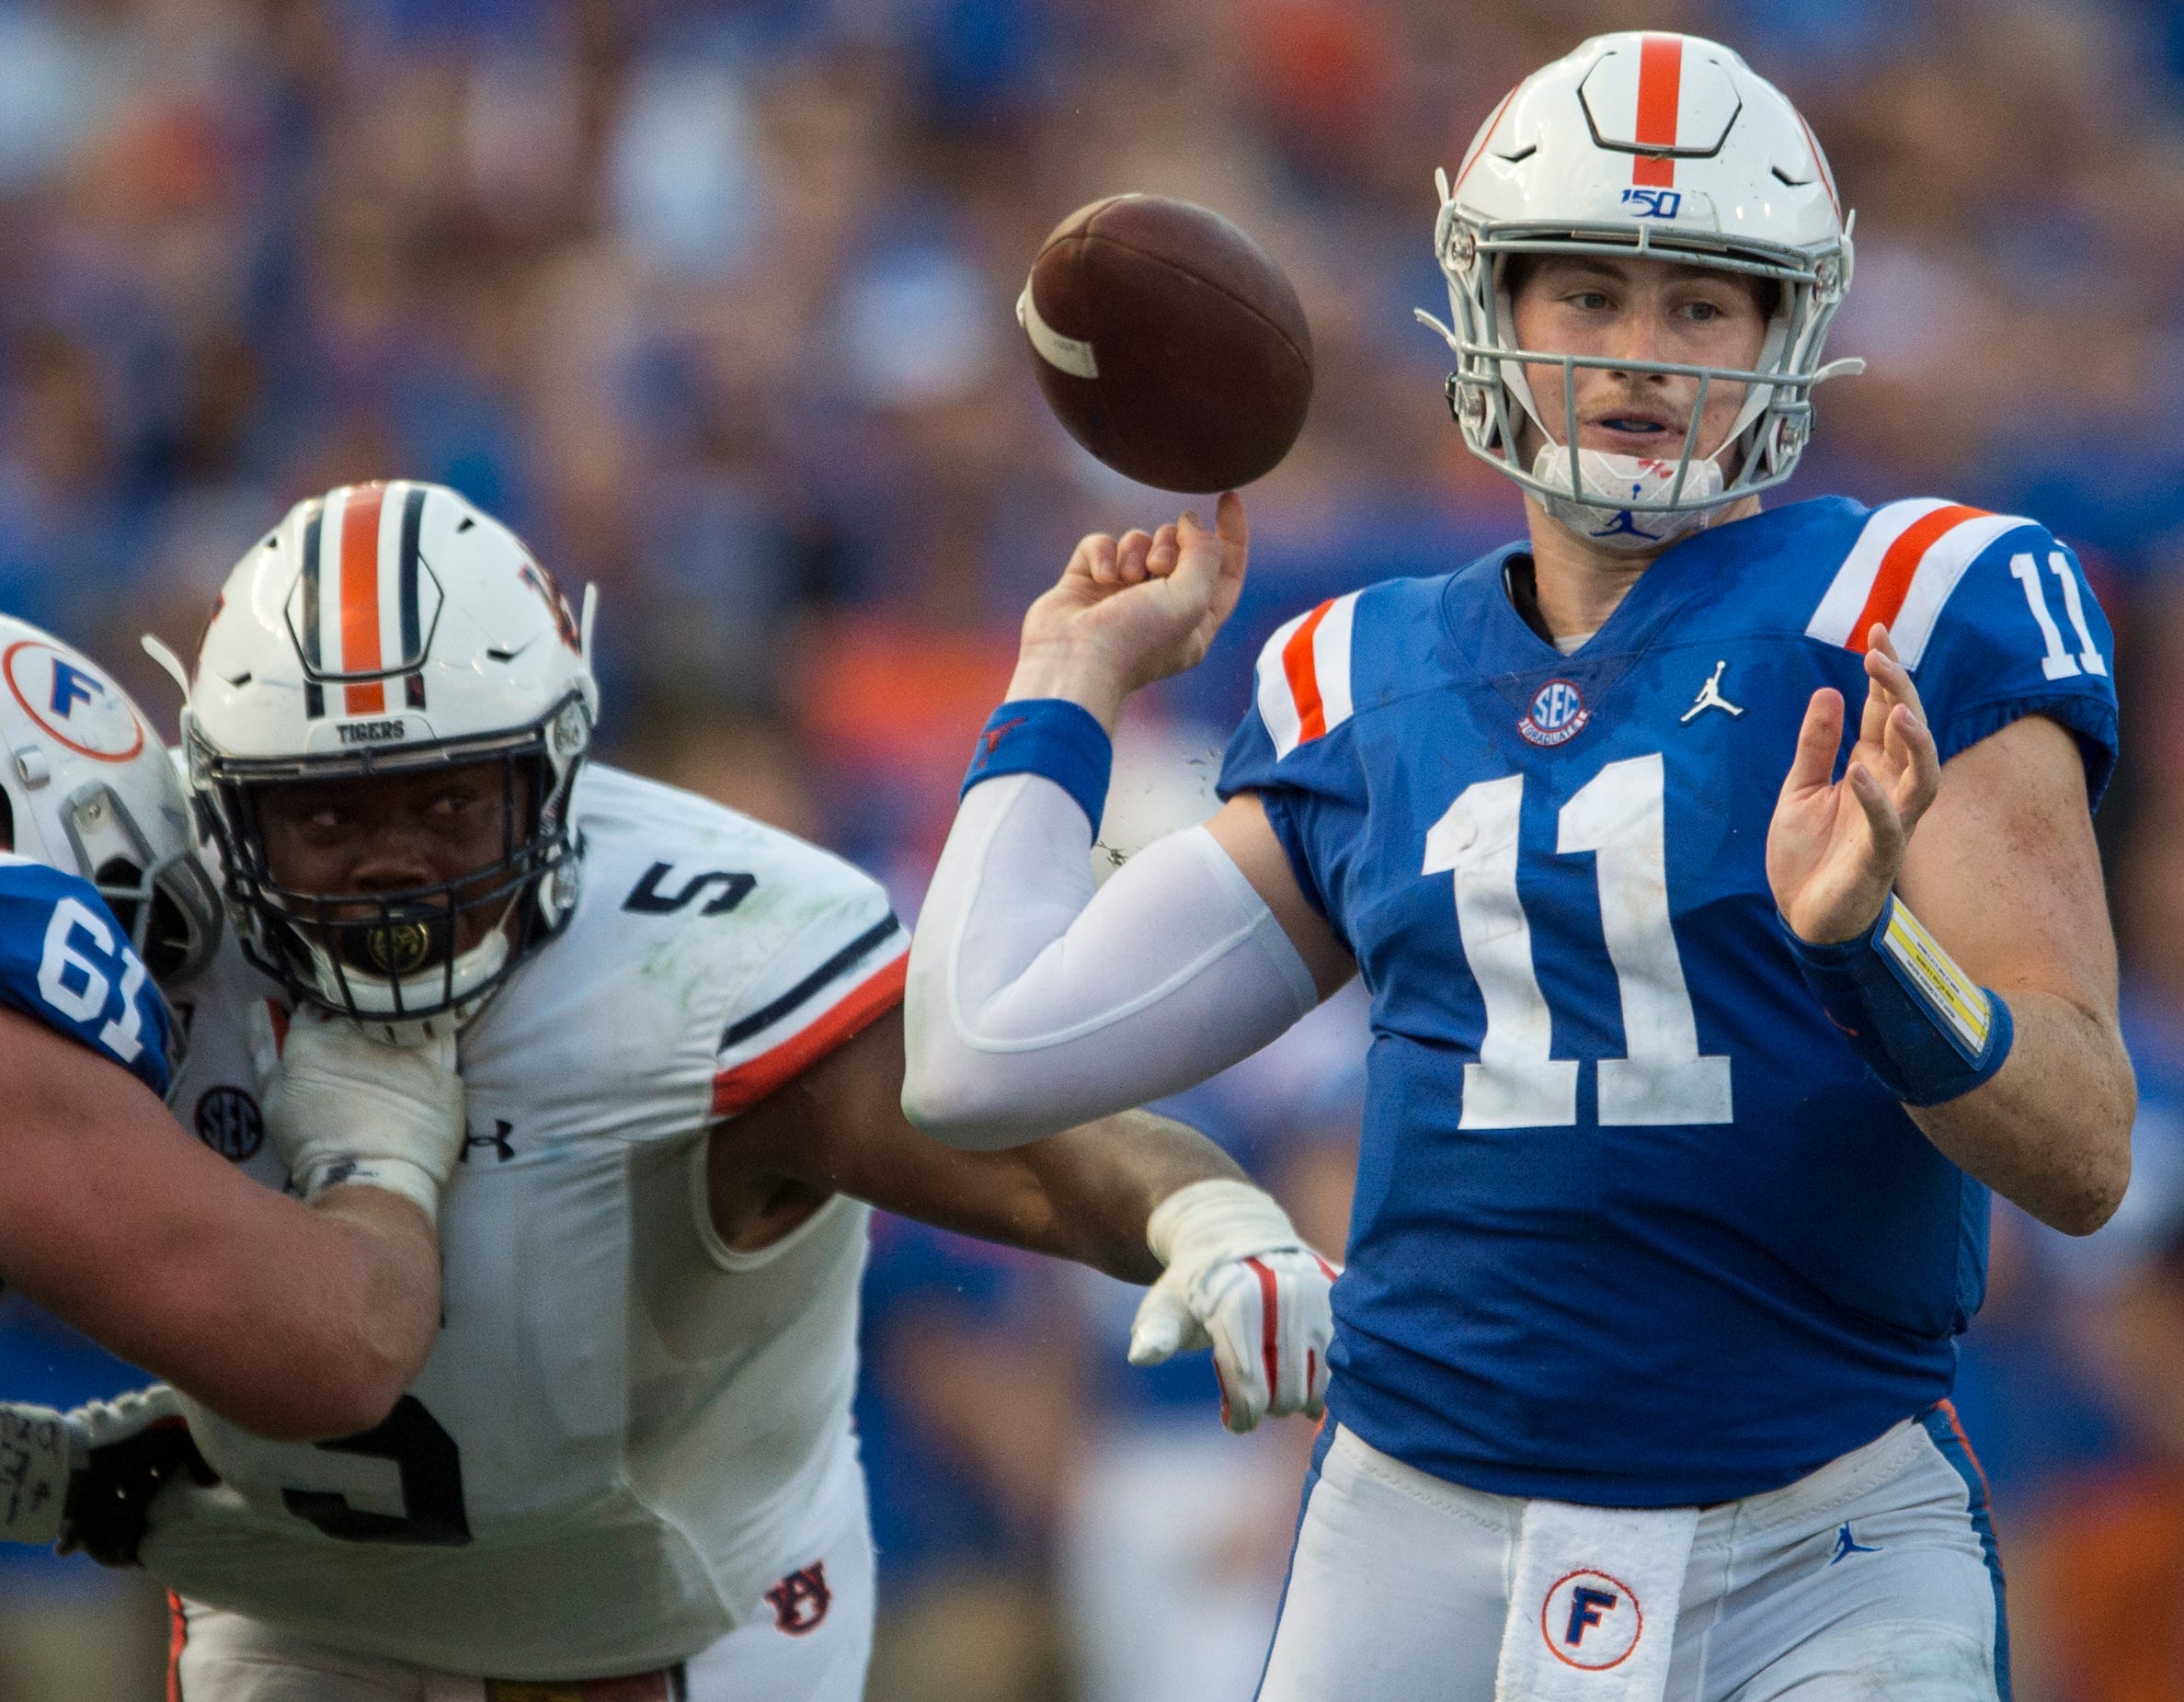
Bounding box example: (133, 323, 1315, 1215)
(1829, 1523, 1880, 1564)
(766, 1561, 831, 1635)
(1680, 659, 1744, 723)
(460, 1121, 515, 1164)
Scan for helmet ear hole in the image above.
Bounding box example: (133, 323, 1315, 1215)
(92, 854, 202, 982)
(93, 855, 143, 939)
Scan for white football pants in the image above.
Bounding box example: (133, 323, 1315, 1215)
(1258, 1406, 2007, 1701)
(165, 1516, 875, 1702)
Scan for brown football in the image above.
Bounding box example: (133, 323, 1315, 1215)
(1017, 195, 1313, 493)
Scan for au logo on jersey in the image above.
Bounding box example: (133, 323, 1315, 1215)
(766, 1561, 831, 1635)
(1540, 1568, 1642, 1670)
(3, 641, 145, 762)
(1519, 679, 1590, 748)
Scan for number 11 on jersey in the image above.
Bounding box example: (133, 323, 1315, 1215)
(1424, 752, 1732, 1131)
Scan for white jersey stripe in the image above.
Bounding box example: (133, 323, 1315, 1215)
(712, 943, 908, 1117)
(1254, 610, 1311, 760)
(715, 914, 905, 1061)
(1312, 592, 1359, 735)
(317, 485, 351, 674)
(1888, 512, 2032, 669)
(1803, 498, 1954, 651)
(1254, 593, 1362, 762)
(376, 482, 407, 673)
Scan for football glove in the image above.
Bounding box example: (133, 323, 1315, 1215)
(0, 1387, 216, 1566)
(1128, 1179, 1338, 1434)
(257, 1004, 466, 1225)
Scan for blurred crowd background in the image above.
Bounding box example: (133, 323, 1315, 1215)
(1, 0, 2182, 1696)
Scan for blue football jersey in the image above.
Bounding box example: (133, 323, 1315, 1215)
(0, 854, 172, 1099)
(1218, 496, 2119, 1507)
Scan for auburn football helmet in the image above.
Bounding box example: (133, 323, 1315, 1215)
(179, 481, 598, 1038)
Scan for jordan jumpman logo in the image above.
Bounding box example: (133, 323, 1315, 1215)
(1829, 1523, 1881, 1564)
(1680, 660, 1744, 723)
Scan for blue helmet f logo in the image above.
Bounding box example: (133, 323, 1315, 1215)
(49, 658, 100, 719)
(1565, 1584, 1618, 1646)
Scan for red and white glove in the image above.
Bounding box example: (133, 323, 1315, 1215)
(1128, 1179, 1338, 1434)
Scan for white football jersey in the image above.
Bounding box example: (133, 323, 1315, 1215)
(144, 764, 909, 1678)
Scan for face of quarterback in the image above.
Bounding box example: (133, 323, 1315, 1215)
(254, 761, 533, 965)
(1508, 255, 1772, 467)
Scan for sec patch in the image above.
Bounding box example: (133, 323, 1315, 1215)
(1519, 679, 1590, 748)
(194, 1087, 264, 1162)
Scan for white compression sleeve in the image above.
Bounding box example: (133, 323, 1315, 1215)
(903, 772, 1321, 1150)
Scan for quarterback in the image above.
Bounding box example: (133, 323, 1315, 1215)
(0, 614, 467, 1562)
(107, 478, 1334, 1702)
(903, 32, 2130, 1702)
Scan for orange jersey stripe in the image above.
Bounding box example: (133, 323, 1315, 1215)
(1849, 504, 1986, 650)
(710, 954, 908, 1117)
(166, 1590, 187, 1702)
(1938, 1398, 1994, 1504)
(1631, 34, 1683, 187)
(1282, 600, 1335, 744)
(339, 485, 388, 716)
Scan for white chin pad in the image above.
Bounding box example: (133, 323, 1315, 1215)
(1529, 443, 1731, 554)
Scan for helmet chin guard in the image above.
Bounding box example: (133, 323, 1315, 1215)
(1417, 33, 1865, 538)
(1527, 443, 1728, 553)
(182, 481, 599, 1040)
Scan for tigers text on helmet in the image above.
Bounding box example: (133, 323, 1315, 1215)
(0, 616, 221, 987)
(180, 481, 600, 1039)
(1417, 32, 1864, 550)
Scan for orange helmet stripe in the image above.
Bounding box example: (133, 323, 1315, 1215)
(338, 484, 388, 715)
(1630, 34, 1684, 188)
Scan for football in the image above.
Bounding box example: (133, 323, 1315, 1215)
(1016, 194, 1313, 493)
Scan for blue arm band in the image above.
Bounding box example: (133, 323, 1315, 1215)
(1783, 895, 2015, 1107)
(961, 699, 1114, 830)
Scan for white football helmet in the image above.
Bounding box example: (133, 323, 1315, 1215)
(0, 615, 221, 985)
(177, 481, 599, 1037)
(1418, 32, 1864, 549)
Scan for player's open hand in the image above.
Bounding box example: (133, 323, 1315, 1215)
(1767, 625, 1942, 943)
(1006, 491, 1249, 726)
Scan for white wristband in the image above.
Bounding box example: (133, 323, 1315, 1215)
(298, 1157, 445, 1225)
(1149, 1179, 1305, 1272)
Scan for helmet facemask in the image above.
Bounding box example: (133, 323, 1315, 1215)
(192, 692, 590, 1042)
(55, 779, 223, 986)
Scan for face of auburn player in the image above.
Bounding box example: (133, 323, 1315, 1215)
(253, 762, 533, 963)
(1507, 254, 1774, 468)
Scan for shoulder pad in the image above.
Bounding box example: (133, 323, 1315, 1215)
(1803, 500, 2041, 668)
(1253, 590, 1363, 760)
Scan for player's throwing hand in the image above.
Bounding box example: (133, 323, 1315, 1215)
(1767, 623, 1943, 944)
(1006, 490, 1250, 726)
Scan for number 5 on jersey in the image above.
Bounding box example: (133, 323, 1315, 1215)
(1424, 752, 1732, 1131)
